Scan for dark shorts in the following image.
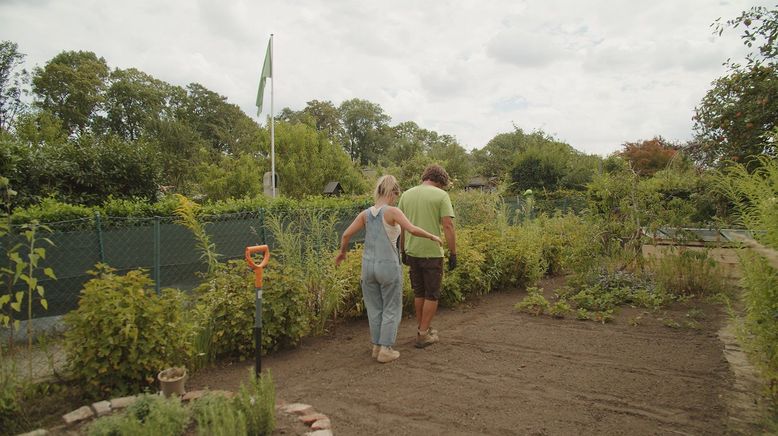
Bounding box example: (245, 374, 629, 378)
(407, 255, 443, 301)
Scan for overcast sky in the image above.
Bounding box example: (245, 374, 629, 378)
(0, 0, 770, 156)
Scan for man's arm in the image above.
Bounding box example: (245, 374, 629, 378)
(441, 216, 456, 253)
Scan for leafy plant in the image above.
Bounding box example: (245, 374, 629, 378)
(548, 300, 572, 319)
(63, 265, 191, 398)
(514, 287, 550, 316)
(0, 357, 25, 434)
(193, 259, 310, 360)
(265, 208, 342, 335)
(649, 249, 724, 297)
(235, 370, 276, 435)
(174, 194, 220, 275)
(87, 393, 190, 436)
(193, 393, 247, 436)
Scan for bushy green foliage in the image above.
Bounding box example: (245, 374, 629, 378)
(63, 265, 191, 398)
(235, 370, 275, 435)
(514, 287, 550, 316)
(739, 251, 778, 401)
(0, 358, 24, 434)
(87, 394, 190, 436)
(192, 394, 248, 436)
(717, 155, 778, 250)
(193, 260, 311, 360)
(548, 300, 572, 318)
(649, 249, 724, 297)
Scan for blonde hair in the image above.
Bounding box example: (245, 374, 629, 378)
(374, 175, 400, 202)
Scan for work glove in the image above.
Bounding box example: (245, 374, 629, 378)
(402, 251, 409, 266)
(448, 253, 457, 271)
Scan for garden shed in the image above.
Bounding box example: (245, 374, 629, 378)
(323, 181, 343, 196)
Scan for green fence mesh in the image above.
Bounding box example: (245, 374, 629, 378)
(1, 199, 576, 380)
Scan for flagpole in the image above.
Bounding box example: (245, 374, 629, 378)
(270, 34, 276, 198)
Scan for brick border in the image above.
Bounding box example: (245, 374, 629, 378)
(17, 392, 334, 435)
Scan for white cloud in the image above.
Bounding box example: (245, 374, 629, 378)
(0, 0, 771, 156)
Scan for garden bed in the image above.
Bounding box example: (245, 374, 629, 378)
(184, 276, 767, 435)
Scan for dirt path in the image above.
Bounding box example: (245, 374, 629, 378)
(189, 277, 763, 435)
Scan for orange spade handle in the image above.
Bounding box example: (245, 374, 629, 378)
(245, 245, 270, 288)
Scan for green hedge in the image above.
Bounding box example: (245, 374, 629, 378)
(10, 194, 371, 226)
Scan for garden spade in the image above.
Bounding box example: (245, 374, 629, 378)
(245, 244, 270, 377)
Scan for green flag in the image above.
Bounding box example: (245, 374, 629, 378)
(256, 38, 272, 115)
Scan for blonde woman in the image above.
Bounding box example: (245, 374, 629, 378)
(336, 175, 442, 363)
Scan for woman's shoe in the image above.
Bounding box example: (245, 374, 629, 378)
(377, 346, 400, 363)
(372, 344, 380, 359)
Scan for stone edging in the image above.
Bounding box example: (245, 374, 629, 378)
(277, 401, 334, 435)
(16, 392, 334, 436)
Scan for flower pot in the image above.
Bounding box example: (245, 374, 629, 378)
(158, 367, 187, 398)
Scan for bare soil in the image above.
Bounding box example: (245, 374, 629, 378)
(188, 276, 765, 435)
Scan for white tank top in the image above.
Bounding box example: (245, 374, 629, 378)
(369, 205, 401, 244)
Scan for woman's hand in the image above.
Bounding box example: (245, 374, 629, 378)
(335, 251, 347, 266)
(432, 235, 443, 246)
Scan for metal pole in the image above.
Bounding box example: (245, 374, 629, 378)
(154, 216, 161, 294)
(270, 34, 276, 198)
(95, 211, 105, 263)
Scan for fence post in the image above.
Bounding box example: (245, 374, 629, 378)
(95, 211, 105, 263)
(154, 216, 161, 294)
(257, 207, 266, 243)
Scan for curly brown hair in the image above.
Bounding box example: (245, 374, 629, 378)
(421, 164, 450, 187)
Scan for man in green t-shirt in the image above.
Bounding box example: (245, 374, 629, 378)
(398, 164, 457, 348)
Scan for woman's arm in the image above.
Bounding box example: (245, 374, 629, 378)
(387, 207, 442, 245)
(335, 211, 366, 266)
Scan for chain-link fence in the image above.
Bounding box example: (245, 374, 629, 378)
(1, 196, 579, 380)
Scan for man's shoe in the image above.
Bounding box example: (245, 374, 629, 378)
(371, 344, 380, 359)
(377, 346, 400, 363)
(415, 329, 439, 348)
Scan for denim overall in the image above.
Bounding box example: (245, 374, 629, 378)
(361, 206, 403, 347)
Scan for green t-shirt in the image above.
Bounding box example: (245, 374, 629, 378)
(398, 184, 455, 258)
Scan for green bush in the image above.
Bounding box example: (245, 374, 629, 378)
(441, 230, 487, 306)
(514, 287, 550, 316)
(548, 300, 572, 318)
(0, 358, 24, 434)
(193, 260, 310, 360)
(87, 393, 190, 436)
(740, 251, 778, 401)
(63, 265, 191, 398)
(193, 394, 248, 436)
(649, 249, 724, 297)
(235, 370, 275, 435)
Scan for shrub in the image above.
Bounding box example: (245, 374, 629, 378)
(548, 300, 572, 318)
(87, 393, 190, 436)
(649, 249, 724, 297)
(193, 260, 310, 360)
(0, 358, 24, 434)
(441, 231, 487, 306)
(192, 394, 247, 436)
(739, 251, 778, 401)
(514, 287, 550, 316)
(63, 265, 191, 398)
(235, 370, 275, 435)
(193, 261, 255, 360)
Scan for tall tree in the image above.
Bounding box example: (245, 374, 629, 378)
(0, 41, 28, 132)
(181, 83, 263, 156)
(31, 51, 109, 136)
(303, 99, 342, 140)
(338, 98, 390, 165)
(691, 5, 778, 167)
(102, 68, 169, 140)
(617, 137, 679, 177)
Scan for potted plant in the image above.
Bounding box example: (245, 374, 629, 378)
(158, 367, 187, 397)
